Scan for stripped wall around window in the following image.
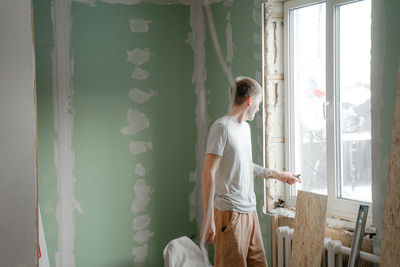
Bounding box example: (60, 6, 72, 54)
(263, 0, 286, 211)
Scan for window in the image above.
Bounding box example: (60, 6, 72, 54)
(284, 0, 372, 220)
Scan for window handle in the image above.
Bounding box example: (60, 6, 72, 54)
(323, 101, 330, 120)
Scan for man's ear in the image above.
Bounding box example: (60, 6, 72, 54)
(246, 96, 253, 106)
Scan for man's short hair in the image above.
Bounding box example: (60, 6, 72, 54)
(231, 76, 262, 106)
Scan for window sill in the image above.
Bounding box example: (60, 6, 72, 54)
(268, 207, 376, 234)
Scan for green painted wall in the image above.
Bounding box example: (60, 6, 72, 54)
(35, 1, 197, 266)
(34, 0, 269, 266)
(70, 3, 197, 266)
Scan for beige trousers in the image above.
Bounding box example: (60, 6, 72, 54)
(214, 208, 268, 267)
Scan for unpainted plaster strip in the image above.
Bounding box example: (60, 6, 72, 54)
(188, 0, 208, 227)
(225, 11, 233, 63)
(52, 1, 82, 266)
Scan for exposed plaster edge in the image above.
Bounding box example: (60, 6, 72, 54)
(52, 1, 82, 266)
(188, 0, 208, 236)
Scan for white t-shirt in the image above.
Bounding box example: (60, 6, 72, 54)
(206, 115, 256, 213)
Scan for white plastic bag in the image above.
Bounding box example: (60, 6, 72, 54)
(163, 236, 212, 267)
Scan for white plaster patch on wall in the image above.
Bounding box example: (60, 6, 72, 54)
(225, 11, 233, 63)
(253, 0, 262, 9)
(131, 179, 153, 214)
(132, 244, 148, 263)
(253, 8, 262, 26)
(129, 88, 156, 104)
(135, 163, 146, 177)
(257, 155, 263, 167)
(133, 214, 151, 230)
(72, 0, 96, 7)
(253, 33, 262, 45)
(134, 229, 154, 244)
(132, 67, 149, 80)
(255, 113, 263, 129)
(254, 52, 262, 61)
(257, 135, 262, 151)
(127, 48, 150, 66)
(223, 0, 234, 7)
(130, 141, 153, 155)
(188, 0, 208, 226)
(255, 71, 262, 84)
(121, 109, 149, 135)
(185, 32, 194, 47)
(129, 17, 153, 33)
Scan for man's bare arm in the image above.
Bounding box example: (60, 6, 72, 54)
(201, 153, 220, 244)
(253, 163, 301, 184)
(253, 163, 275, 179)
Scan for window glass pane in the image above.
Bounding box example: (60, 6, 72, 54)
(291, 3, 327, 196)
(337, 0, 371, 202)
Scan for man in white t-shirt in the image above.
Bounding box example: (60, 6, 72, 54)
(200, 76, 300, 267)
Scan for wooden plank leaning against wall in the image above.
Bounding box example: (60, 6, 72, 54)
(380, 60, 400, 267)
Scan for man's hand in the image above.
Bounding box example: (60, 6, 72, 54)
(200, 217, 216, 244)
(274, 172, 301, 185)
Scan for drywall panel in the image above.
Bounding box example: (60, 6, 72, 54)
(70, 3, 196, 266)
(34, 1, 197, 266)
(0, 0, 37, 266)
(290, 190, 327, 267)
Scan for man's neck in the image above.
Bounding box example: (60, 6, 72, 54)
(228, 105, 247, 123)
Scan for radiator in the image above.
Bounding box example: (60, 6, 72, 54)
(275, 226, 380, 267)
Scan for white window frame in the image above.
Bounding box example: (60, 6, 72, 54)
(283, 0, 372, 222)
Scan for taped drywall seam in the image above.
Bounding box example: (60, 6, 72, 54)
(225, 10, 233, 63)
(52, 1, 83, 266)
(188, 0, 208, 234)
